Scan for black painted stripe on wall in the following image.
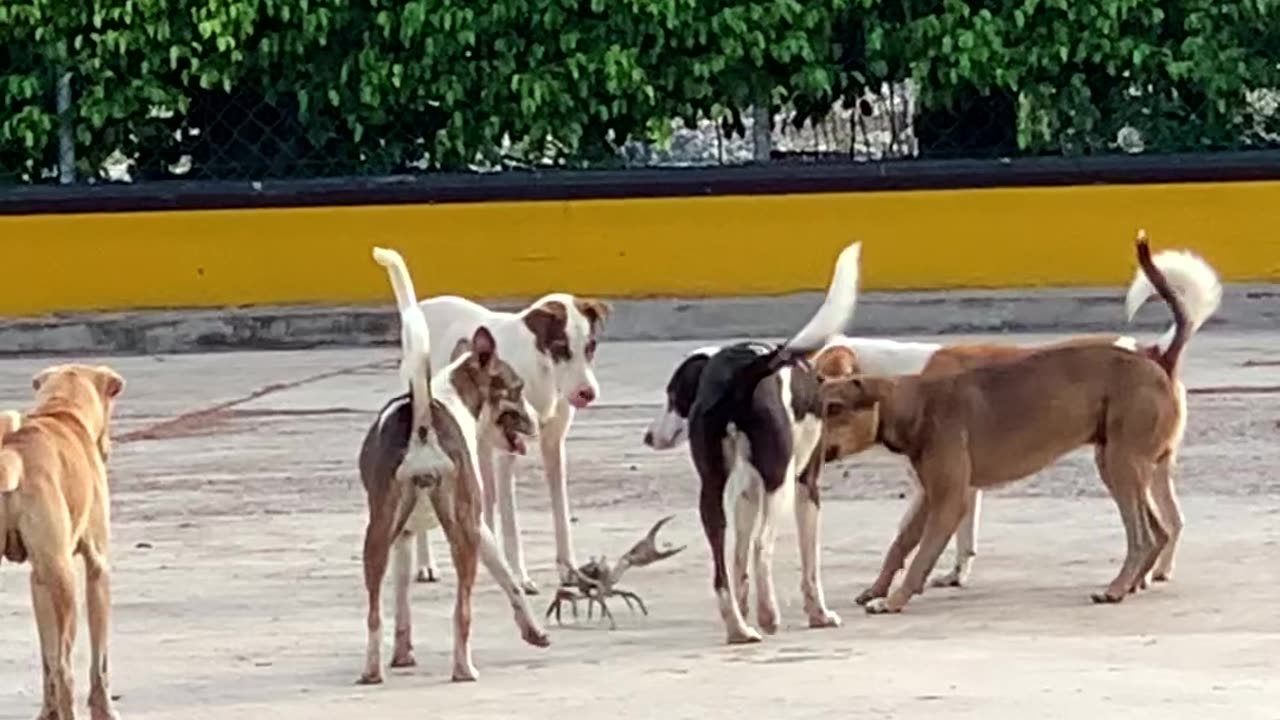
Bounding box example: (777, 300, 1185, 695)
(2, 150, 1280, 216)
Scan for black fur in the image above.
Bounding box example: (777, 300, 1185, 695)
(683, 341, 824, 596)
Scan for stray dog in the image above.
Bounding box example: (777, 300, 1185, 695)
(1, 364, 125, 720)
(645, 241, 861, 644)
(818, 233, 1215, 614)
(359, 248, 549, 685)
(813, 244, 1220, 599)
(412, 279, 610, 594)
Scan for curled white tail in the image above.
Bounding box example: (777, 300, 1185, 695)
(1125, 248, 1223, 353)
(372, 246, 432, 400)
(785, 241, 862, 353)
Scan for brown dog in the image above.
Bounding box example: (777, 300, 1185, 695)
(360, 248, 549, 685)
(819, 234, 1207, 613)
(1, 364, 125, 720)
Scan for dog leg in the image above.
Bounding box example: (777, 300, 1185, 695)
(427, 490, 482, 682)
(477, 521, 551, 648)
(1093, 449, 1162, 603)
(732, 482, 760, 619)
(390, 534, 416, 668)
(857, 484, 928, 605)
(795, 458, 840, 629)
(477, 438, 498, 530)
(694, 434, 760, 645)
(359, 516, 393, 684)
(1148, 455, 1183, 582)
(753, 482, 788, 635)
(30, 555, 78, 720)
(539, 403, 579, 585)
(492, 450, 536, 595)
(931, 487, 981, 589)
(868, 460, 970, 615)
(83, 545, 121, 720)
(415, 531, 440, 583)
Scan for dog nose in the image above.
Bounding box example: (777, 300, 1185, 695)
(643, 431, 654, 447)
(573, 387, 597, 406)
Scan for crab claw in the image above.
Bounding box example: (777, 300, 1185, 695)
(620, 514, 688, 568)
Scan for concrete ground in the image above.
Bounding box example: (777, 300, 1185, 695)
(1, 330, 1278, 720)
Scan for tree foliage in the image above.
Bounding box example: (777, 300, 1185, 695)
(1, 0, 1276, 182)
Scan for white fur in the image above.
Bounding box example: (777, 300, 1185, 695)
(785, 242, 862, 351)
(371, 247, 454, 486)
(1125, 248, 1223, 353)
(415, 291, 602, 589)
(366, 249, 546, 680)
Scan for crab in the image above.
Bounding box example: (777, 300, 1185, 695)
(544, 514, 686, 630)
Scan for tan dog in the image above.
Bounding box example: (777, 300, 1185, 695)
(1, 364, 126, 720)
(819, 234, 1208, 614)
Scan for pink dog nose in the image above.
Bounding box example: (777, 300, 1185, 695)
(572, 387, 597, 407)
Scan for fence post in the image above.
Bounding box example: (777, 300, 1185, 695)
(56, 69, 76, 184)
(751, 83, 772, 164)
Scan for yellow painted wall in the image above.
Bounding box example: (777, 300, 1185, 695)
(1, 180, 1277, 316)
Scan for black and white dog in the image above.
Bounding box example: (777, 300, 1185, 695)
(643, 242, 861, 644)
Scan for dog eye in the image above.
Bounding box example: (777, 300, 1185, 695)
(585, 339, 597, 359)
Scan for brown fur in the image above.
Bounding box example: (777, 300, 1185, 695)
(818, 240, 1188, 613)
(0, 364, 125, 720)
(359, 328, 548, 685)
(522, 300, 571, 361)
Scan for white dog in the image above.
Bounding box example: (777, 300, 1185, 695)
(411, 291, 609, 593)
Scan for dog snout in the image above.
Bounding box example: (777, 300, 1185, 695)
(643, 430, 654, 447)
(570, 386, 597, 408)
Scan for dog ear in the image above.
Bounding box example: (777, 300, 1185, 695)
(95, 366, 125, 399)
(451, 337, 472, 362)
(31, 366, 57, 392)
(814, 346, 859, 381)
(471, 326, 496, 370)
(574, 298, 611, 332)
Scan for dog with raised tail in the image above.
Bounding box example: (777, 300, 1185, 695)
(410, 281, 610, 594)
(818, 231, 1218, 614)
(358, 247, 549, 686)
(645, 241, 862, 644)
(1, 365, 126, 720)
(812, 242, 1221, 602)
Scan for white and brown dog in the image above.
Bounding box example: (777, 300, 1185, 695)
(411, 282, 609, 594)
(811, 244, 1221, 602)
(644, 242, 861, 644)
(1, 364, 126, 720)
(358, 248, 549, 685)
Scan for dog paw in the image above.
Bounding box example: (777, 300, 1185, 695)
(522, 624, 552, 648)
(1151, 571, 1173, 583)
(519, 579, 541, 596)
(90, 706, 122, 720)
(726, 626, 764, 645)
(357, 671, 384, 685)
(451, 663, 479, 683)
(808, 609, 842, 629)
(864, 597, 901, 615)
(757, 608, 780, 635)
(1090, 591, 1126, 604)
(389, 651, 416, 669)
(854, 586, 887, 606)
(416, 566, 440, 583)
(929, 571, 964, 588)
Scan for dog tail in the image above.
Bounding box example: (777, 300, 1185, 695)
(1126, 231, 1222, 373)
(738, 241, 862, 390)
(372, 247, 433, 400)
(0, 448, 22, 493)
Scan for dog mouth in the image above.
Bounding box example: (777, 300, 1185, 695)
(498, 411, 533, 455)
